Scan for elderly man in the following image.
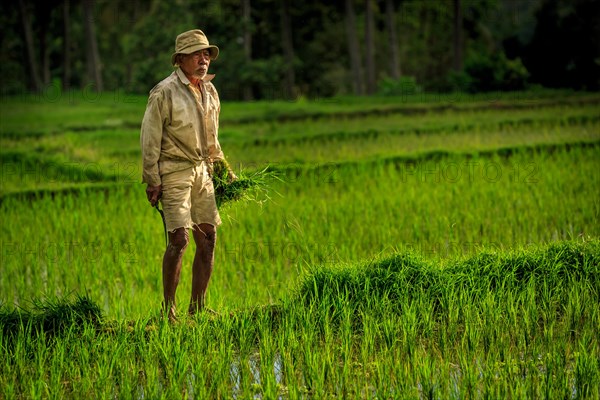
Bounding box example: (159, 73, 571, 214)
(141, 29, 234, 321)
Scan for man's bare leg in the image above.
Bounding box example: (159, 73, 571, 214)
(189, 223, 217, 315)
(162, 227, 189, 322)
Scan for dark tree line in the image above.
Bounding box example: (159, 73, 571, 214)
(1, 0, 598, 100)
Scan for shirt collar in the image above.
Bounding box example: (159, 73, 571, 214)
(176, 67, 215, 86)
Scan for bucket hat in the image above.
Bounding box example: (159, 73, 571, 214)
(171, 29, 219, 66)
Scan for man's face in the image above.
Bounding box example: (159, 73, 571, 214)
(179, 49, 211, 79)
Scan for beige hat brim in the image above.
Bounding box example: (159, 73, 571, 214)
(171, 44, 219, 66)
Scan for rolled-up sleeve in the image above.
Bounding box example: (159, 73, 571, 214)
(140, 91, 167, 186)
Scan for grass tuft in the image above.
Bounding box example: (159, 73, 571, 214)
(0, 293, 103, 338)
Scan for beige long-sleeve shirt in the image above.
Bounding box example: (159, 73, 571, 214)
(140, 68, 224, 187)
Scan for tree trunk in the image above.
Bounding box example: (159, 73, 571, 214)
(63, 0, 71, 91)
(280, 0, 295, 99)
(345, 0, 364, 95)
(242, 0, 253, 101)
(453, 0, 463, 71)
(38, 3, 52, 86)
(18, 0, 43, 92)
(125, 0, 141, 91)
(83, 0, 103, 91)
(385, 0, 401, 79)
(365, 0, 376, 94)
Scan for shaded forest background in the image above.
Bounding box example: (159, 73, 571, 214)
(1, 0, 598, 100)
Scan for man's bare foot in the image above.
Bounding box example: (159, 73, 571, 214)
(163, 303, 178, 323)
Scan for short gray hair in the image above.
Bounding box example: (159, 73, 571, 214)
(173, 53, 186, 67)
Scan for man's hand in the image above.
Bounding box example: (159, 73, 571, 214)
(227, 167, 238, 183)
(146, 184, 162, 206)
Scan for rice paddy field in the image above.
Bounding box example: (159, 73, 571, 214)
(1, 90, 599, 398)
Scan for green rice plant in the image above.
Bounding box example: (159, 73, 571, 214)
(574, 333, 600, 399)
(211, 158, 279, 208)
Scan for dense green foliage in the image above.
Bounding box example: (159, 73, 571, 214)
(1, 91, 599, 397)
(2, 0, 598, 99)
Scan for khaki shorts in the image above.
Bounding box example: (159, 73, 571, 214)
(160, 163, 221, 232)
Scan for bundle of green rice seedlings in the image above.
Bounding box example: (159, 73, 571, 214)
(212, 159, 278, 208)
(1, 294, 103, 338)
